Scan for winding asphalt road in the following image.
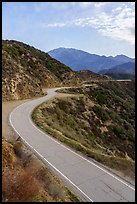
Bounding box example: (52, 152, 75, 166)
(9, 88, 135, 202)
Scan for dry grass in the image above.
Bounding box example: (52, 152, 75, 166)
(32, 96, 135, 181)
(2, 139, 40, 202)
(2, 139, 80, 202)
(2, 167, 41, 202)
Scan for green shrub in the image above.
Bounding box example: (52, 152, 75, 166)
(96, 93, 107, 104)
(93, 105, 109, 122)
(112, 125, 126, 139)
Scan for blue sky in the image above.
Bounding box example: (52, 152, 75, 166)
(2, 2, 135, 58)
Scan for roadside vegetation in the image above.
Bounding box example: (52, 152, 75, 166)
(2, 138, 80, 202)
(32, 80, 135, 179)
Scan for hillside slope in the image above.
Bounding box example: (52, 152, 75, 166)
(2, 40, 81, 101)
(32, 80, 135, 177)
(77, 70, 110, 81)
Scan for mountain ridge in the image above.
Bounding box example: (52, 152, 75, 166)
(48, 47, 135, 73)
(99, 61, 135, 75)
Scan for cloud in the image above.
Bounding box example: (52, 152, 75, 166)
(78, 2, 94, 8)
(94, 2, 110, 8)
(45, 3, 135, 45)
(34, 2, 93, 11)
(46, 22, 67, 28)
(73, 2, 110, 9)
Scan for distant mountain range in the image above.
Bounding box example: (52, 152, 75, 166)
(48, 48, 135, 74)
(99, 62, 135, 80)
(99, 62, 135, 75)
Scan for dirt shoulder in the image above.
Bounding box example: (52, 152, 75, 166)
(2, 99, 29, 141)
(2, 89, 72, 141)
(2, 91, 71, 141)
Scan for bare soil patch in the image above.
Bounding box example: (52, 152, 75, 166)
(2, 99, 29, 141)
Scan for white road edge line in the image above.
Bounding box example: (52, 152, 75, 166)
(9, 88, 135, 192)
(9, 113, 93, 202)
(29, 113, 135, 191)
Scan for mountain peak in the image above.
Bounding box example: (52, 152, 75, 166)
(48, 48, 135, 73)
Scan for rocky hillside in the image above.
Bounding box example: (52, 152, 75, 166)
(2, 40, 81, 101)
(77, 70, 110, 82)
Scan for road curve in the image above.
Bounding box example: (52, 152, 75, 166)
(9, 88, 135, 202)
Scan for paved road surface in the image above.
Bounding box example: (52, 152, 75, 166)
(9, 88, 135, 202)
